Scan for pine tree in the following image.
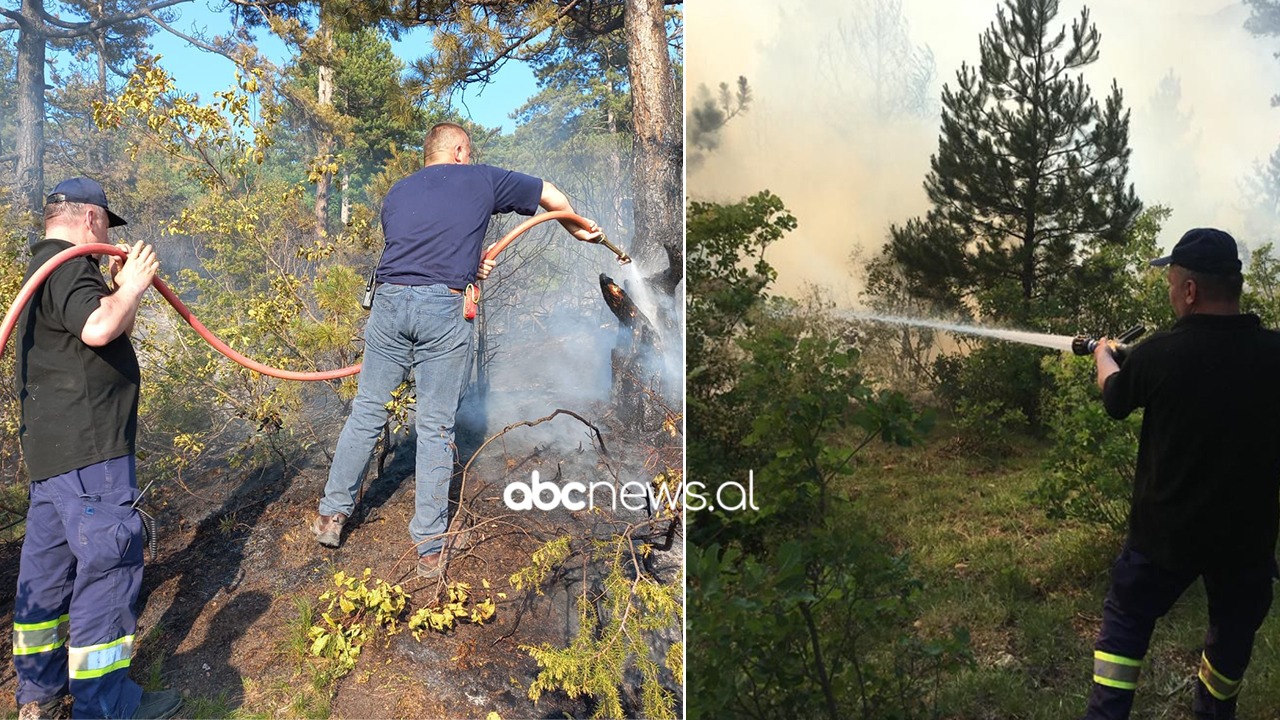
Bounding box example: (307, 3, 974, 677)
(883, 0, 1141, 330)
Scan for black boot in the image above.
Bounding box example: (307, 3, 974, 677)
(1083, 682, 1136, 720)
(132, 689, 182, 720)
(1193, 681, 1238, 720)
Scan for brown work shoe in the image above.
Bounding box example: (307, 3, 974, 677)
(311, 512, 346, 548)
(18, 695, 69, 720)
(416, 550, 446, 579)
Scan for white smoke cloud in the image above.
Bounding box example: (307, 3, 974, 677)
(688, 0, 1280, 303)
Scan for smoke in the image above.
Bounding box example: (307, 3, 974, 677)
(688, 0, 1280, 303)
(468, 228, 679, 453)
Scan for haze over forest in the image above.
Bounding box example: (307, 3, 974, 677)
(688, 0, 1280, 302)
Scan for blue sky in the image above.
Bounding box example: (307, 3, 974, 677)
(148, 5, 538, 134)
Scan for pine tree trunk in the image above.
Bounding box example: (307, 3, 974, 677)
(340, 167, 350, 225)
(15, 0, 46, 219)
(93, 0, 108, 173)
(624, 0, 682, 296)
(315, 61, 334, 236)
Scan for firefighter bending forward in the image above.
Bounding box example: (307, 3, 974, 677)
(1086, 228, 1280, 720)
(12, 178, 181, 720)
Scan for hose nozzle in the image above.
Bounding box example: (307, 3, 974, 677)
(594, 234, 632, 265)
(1071, 324, 1146, 363)
(1071, 335, 1098, 356)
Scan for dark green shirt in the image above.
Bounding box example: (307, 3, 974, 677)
(15, 239, 139, 481)
(1103, 313, 1280, 572)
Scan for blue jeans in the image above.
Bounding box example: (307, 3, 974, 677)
(319, 283, 474, 556)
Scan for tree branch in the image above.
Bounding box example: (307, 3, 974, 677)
(222, 0, 296, 8)
(144, 10, 290, 100)
(144, 8, 242, 63)
(563, 0, 682, 36)
(31, 0, 191, 40)
(446, 0, 583, 89)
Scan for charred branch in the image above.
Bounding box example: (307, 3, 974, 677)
(599, 273, 659, 342)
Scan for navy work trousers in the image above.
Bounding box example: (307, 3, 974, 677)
(1084, 543, 1275, 720)
(13, 455, 145, 719)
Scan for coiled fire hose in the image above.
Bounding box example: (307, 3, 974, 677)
(0, 210, 626, 379)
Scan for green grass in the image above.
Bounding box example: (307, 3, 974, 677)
(177, 690, 272, 719)
(846, 428, 1280, 719)
(0, 481, 28, 542)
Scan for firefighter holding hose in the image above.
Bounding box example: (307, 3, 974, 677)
(11, 178, 181, 720)
(311, 123, 601, 579)
(1085, 228, 1280, 719)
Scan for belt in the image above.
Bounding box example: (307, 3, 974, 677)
(448, 288, 463, 295)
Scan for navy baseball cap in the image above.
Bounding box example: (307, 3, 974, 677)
(46, 177, 127, 227)
(1149, 228, 1240, 274)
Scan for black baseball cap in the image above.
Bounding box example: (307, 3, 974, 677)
(45, 177, 127, 227)
(1149, 227, 1240, 274)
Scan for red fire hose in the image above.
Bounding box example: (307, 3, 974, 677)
(0, 211, 606, 381)
(468, 210, 623, 319)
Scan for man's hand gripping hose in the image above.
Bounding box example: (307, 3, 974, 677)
(1071, 324, 1146, 365)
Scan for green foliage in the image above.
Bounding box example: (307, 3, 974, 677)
(0, 36, 18, 160)
(509, 536, 572, 595)
(407, 580, 498, 637)
(689, 517, 971, 720)
(520, 535, 681, 720)
(513, 25, 632, 141)
(931, 344, 1045, 455)
(1054, 205, 1172, 339)
(383, 381, 416, 436)
(686, 191, 796, 488)
(278, 24, 434, 207)
(94, 56, 373, 475)
(688, 191, 962, 718)
(867, 0, 1154, 426)
(1243, 242, 1280, 324)
(686, 191, 792, 333)
(846, 429, 1280, 718)
(0, 188, 40, 501)
(736, 306, 933, 525)
(305, 568, 499, 681)
(891, 206, 1172, 451)
(308, 569, 410, 675)
(1035, 355, 1135, 531)
(689, 301, 956, 716)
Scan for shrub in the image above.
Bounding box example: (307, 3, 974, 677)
(1035, 354, 1136, 531)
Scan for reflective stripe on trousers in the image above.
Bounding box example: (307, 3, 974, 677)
(13, 614, 70, 656)
(1199, 653, 1242, 700)
(1093, 650, 1142, 691)
(68, 635, 134, 680)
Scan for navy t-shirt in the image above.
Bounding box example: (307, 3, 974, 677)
(377, 163, 543, 288)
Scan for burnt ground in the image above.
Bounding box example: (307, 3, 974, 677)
(0, 378, 683, 719)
